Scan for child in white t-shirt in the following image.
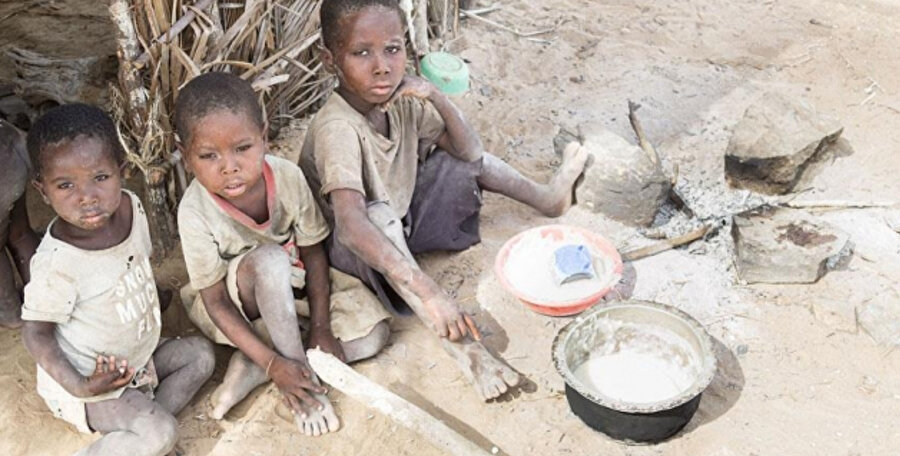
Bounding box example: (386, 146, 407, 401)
(22, 104, 215, 456)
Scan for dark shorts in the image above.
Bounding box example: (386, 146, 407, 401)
(327, 150, 482, 314)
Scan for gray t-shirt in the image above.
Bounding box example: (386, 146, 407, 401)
(22, 190, 161, 404)
(178, 154, 330, 291)
(300, 93, 446, 223)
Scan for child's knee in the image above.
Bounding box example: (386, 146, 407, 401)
(188, 336, 216, 380)
(243, 243, 290, 275)
(139, 412, 178, 455)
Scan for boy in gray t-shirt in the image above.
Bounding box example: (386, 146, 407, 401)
(22, 104, 215, 456)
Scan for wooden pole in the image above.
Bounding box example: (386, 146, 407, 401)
(109, 0, 177, 259)
(307, 349, 494, 456)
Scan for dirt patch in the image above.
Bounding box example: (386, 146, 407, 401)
(776, 222, 838, 247)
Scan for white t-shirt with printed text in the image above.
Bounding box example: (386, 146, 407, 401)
(22, 190, 161, 404)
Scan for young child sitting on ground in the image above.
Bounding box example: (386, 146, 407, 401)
(174, 72, 391, 436)
(21, 104, 215, 456)
(300, 0, 589, 401)
(0, 119, 39, 328)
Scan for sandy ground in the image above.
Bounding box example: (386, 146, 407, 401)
(2, 0, 900, 455)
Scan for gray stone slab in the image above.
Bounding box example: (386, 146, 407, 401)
(732, 207, 851, 284)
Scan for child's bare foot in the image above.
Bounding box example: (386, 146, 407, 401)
(540, 141, 590, 217)
(210, 351, 268, 420)
(294, 391, 340, 436)
(443, 339, 521, 401)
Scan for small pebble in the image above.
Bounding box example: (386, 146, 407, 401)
(491, 447, 499, 454)
(736, 344, 749, 355)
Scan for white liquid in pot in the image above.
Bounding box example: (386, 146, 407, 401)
(573, 350, 696, 404)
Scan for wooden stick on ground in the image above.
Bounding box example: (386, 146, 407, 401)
(622, 224, 711, 261)
(306, 349, 494, 456)
(778, 199, 899, 210)
(460, 9, 554, 37)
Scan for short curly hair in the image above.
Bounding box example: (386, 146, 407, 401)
(320, 0, 404, 52)
(26, 103, 125, 177)
(174, 72, 264, 146)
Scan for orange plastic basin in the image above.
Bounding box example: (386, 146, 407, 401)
(494, 225, 623, 316)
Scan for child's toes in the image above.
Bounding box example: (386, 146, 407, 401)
(494, 378, 509, 396)
(501, 368, 521, 387)
(324, 409, 341, 432)
(483, 384, 499, 401)
(312, 421, 323, 437)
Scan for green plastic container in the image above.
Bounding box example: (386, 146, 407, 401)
(420, 52, 469, 95)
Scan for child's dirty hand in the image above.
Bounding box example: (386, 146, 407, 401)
(381, 75, 435, 110)
(424, 295, 482, 342)
(81, 355, 134, 396)
(268, 355, 328, 418)
(308, 328, 346, 363)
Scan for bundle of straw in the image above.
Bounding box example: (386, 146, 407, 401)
(108, 0, 331, 257)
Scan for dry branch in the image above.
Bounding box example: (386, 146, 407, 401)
(460, 8, 554, 38)
(623, 224, 711, 261)
(627, 100, 660, 166)
(135, 0, 216, 68)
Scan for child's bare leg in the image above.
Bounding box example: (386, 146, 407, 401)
(152, 336, 216, 415)
(209, 350, 267, 420)
(477, 143, 589, 217)
(0, 251, 22, 329)
(80, 389, 178, 456)
(209, 320, 389, 420)
(235, 244, 339, 436)
(367, 204, 520, 400)
(341, 320, 390, 363)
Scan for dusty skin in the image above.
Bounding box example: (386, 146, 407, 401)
(3, 0, 900, 455)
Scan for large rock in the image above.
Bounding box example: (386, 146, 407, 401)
(732, 207, 851, 284)
(575, 129, 671, 226)
(725, 93, 843, 194)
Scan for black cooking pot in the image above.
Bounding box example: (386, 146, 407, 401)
(551, 300, 717, 443)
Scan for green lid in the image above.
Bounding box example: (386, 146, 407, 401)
(420, 52, 469, 95)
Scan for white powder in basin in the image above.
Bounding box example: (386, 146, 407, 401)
(503, 230, 619, 303)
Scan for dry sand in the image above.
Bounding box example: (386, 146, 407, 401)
(2, 0, 900, 455)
